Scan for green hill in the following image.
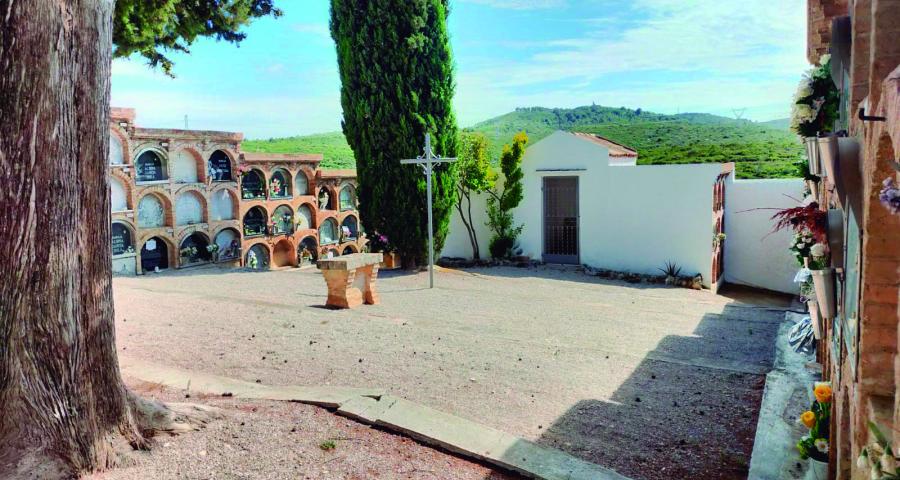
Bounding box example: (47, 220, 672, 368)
(242, 132, 356, 170)
(468, 106, 802, 179)
(242, 105, 803, 179)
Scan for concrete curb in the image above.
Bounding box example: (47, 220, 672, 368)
(121, 359, 631, 480)
(747, 312, 820, 480)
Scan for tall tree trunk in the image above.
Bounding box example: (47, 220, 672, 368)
(0, 2, 217, 477)
(454, 190, 480, 261)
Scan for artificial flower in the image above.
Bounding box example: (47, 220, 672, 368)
(810, 243, 827, 258)
(815, 438, 829, 453)
(800, 411, 816, 428)
(819, 54, 831, 67)
(814, 383, 833, 403)
(882, 452, 897, 474)
(858, 448, 869, 469)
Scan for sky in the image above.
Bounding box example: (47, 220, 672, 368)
(111, 0, 809, 139)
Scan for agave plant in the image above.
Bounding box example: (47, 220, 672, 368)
(658, 261, 682, 278)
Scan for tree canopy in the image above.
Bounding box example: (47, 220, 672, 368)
(113, 0, 281, 75)
(330, 0, 459, 266)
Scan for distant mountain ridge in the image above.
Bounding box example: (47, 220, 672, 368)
(242, 105, 802, 179)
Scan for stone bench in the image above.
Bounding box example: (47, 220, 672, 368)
(317, 253, 383, 309)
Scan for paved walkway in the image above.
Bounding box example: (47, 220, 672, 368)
(114, 265, 786, 479)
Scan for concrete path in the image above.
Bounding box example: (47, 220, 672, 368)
(122, 358, 629, 480)
(747, 312, 821, 480)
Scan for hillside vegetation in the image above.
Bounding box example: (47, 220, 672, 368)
(242, 132, 356, 170)
(242, 105, 803, 179)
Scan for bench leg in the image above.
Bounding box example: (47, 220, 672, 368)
(322, 270, 363, 309)
(362, 264, 380, 305)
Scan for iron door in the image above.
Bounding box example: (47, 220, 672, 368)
(543, 176, 579, 264)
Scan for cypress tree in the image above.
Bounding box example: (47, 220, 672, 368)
(330, 0, 459, 267)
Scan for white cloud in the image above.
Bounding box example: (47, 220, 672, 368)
(455, 0, 808, 123)
(460, 0, 567, 9)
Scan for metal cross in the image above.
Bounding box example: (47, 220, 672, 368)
(400, 133, 458, 288)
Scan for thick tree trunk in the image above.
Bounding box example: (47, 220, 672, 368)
(0, 1, 148, 477)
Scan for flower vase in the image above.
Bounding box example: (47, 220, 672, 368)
(805, 458, 828, 480)
(381, 252, 400, 270)
(808, 299, 822, 340)
(817, 135, 839, 181)
(805, 137, 822, 176)
(810, 268, 836, 320)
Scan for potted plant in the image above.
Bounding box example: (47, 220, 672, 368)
(790, 55, 840, 177)
(369, 232, 399, 269)
(808, 243, 836, 320)
(797, 382, 831, 479)
(857, 422, 900, 479)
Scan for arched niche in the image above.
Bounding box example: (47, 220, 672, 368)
(179, 232, 211, 265)
(241, 169, 266, 199)
(209, 189, 236, 221)
(175, 191, 205, 226)
(140, 237, 169, 272)
(214, 228, 241, 261)
(295, 171, 309, 195)
(341, 215, 359, 240)
(272, 239, 295, 268)
(297, 204, 314, 230)
(109, 133, 125, 165)
(208, 150, 233, 181)
(111, 222, 134, 256)
(243, 206, 267, 237)
(319, 218, 338, 245)
(273, 205, 294, 235)
(245, 243, 270, 270)
(135, 150, 168, 182)
(318, 187, 335, 210)
(172, 149, 202, 183)
(110, 175, 129, 212)
(342, 245, 358, 255)
(339, 184, 357, 211)
(137, 194, 167, 228)
(298, 236, 318, 266)
(270, 168, 292, 198)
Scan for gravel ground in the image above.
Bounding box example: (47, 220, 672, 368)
(112, 264, 786, 480)
(85, 381, 514, 480)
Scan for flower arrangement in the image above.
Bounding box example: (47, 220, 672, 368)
(247, 250, 259, 269)
(796, 382, 832, 462)
(858, 422, 900, 479)
(880, 178, 900, 216)
(271, 178, 283, 196)
(236, 164, 252, 177)
(771, 202, 828, 243)
(712, 232, 726, 248)
(180, 246, 198, 258)
(790, 55, 840, 138)
(206, 244, 219, 253)
(368, 232, 393, 253)
(807, 243, 829, 270)
(789, 229, 816, 266)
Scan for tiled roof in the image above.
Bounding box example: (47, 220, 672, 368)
(572, 132, 639, 158)
(241, 152, 323, 163)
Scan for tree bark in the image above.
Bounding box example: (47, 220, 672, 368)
(454, 189, 480, 261)
(0, 1, 148, 477)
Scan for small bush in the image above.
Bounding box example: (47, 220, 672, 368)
(489, 235, 516, 259)
(319, 440, 337, 451)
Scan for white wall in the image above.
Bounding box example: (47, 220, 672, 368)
(172, 150, 199, 183)
(110, 176, 128, 212)
(443, 187, 493, 260)
(443, 131, 722, 286)
(724, 179, 805, 294)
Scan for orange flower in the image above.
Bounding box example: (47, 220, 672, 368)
(814, 383, 833, 403)
(800, 411, 816, 428)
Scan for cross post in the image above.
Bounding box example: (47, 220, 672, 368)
(400, 133, 457, 288)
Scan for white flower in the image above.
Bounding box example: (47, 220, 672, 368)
(810, 243, 827, 258)
(815, 438, 829, 453)
(819, 53, 831, 66)
(858, 448, 869, 469)
(872, 466, 883, 480)
(795, 82, 814, 100)
(881, 453, 897, 474)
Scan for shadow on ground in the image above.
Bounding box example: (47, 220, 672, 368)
(489, 302, 783, 480)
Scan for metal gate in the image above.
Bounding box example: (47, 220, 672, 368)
(543, 176, 579, 264)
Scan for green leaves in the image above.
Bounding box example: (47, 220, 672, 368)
(331, 0, 459, 265)
(113, 0, 282, 76)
